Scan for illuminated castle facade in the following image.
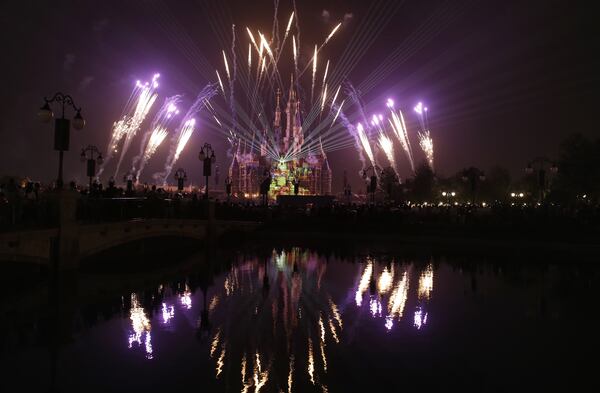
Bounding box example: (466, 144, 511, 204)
(229, 79, 332, 198)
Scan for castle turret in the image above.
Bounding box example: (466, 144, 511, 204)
(284, 74, 296, 154)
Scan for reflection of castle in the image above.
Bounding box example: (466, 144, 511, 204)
(229, 78, 332, 198)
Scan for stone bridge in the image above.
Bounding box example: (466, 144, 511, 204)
(0, 191, 260, 269)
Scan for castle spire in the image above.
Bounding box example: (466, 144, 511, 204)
(274, 88, 281, 128)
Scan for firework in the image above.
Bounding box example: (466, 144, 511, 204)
(216, 70, 225, 95)
(325, 22, 342, 44)
(388, 106, 415, 172)
(378, 131, 398, 177)
(132, 96, 181, 181)
(418, 130, 434, 170)
(113, 74, 160, 177)
(174, 118, 195, 162)
(156, 83, 217, 184)
(98, 74, 160, 177)
(357, 123, 375, 167)
(311, 44, 317, 104)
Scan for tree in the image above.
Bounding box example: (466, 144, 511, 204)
(482, 166, 511, 202)
(410, 161, 435, 202)
(552, 134, 600, 203)
(379, 166, 401, 201)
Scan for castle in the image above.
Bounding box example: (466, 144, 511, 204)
(229, 78, 332, 198)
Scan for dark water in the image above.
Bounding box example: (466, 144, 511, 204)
(1, 247, 599, 392)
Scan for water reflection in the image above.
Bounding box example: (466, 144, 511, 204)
(206, 248, 339, 391)
(353, 259, 431, 332)
(128, 293, 153, 359)
(117, 251, 440, 389)
(13, 246, 594, 392)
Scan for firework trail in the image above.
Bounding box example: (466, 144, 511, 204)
(156, 83, 218, 184)
(98, 76, 157, 177)
(229, 24, 238, 138)
(378, 131, 399, 177)
(387, 100, 415, 172)
(335, 105, 366, 171)
(418, 130, 434, 171)
(132, 96, 181, 181)
(331, 99, 344, 126)
(311, 45, 317, 104)
(413, 101, 426, 130)
(113, 74, 160, 178)
(357, 123, 375, 167)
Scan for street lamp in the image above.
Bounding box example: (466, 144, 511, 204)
(198, 143, 216, 199)
(174, 168, 188, 192)
(38, 92, 85, 188)
(80, 145, 102, 192)
(525, 157, 558, 203)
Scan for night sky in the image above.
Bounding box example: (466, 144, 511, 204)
(0, 0, 597, 192)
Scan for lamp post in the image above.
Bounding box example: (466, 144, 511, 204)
(461, 167, 485, 205)
(80, 145, 102, 192)
(38, 92, 86, 188)
(198, 143, 216, 199)
(361, 165, 381, 204)
(174, 168, 187, 192)
(525, 157, 558, 203)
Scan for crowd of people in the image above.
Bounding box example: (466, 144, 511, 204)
(1, 177, 599, 236)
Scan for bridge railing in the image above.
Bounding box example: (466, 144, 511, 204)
(76, 197, 209, 223)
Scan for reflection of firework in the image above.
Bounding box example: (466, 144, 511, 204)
(354, 259, 434, 333)
(206, 248, 342, 392)
(128, 293, 153, 359)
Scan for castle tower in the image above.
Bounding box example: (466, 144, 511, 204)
(273, 88, 282, 156)
(284, 74, 296, 155)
